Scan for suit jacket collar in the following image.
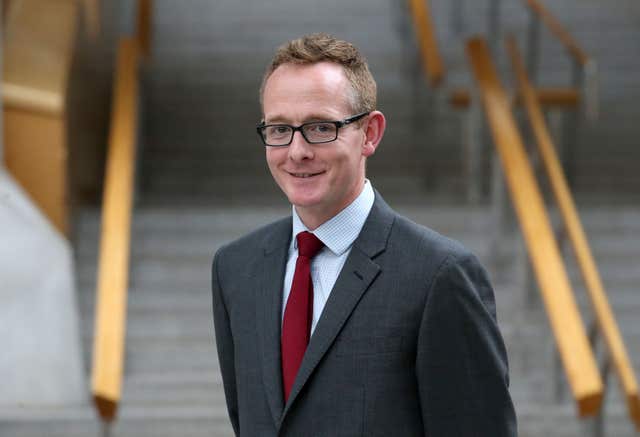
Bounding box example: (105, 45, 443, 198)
(257, 191, 396, 428)
(352, 190, 395, 259)
(257, 216, 291, 425)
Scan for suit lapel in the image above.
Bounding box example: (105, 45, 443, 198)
(280, 193, 396, 421)
(256, 217, 291, 427)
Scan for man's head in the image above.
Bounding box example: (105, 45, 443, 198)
(260, 33, 377, 115)
(260, 34, 386, 229)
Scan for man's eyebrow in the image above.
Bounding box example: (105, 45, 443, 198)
(304, 113, 338, 122)
(264, 113, 339, 124)
(263, 115, 288, 124)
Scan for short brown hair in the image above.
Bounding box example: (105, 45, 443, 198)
(260, 33, 377, 114)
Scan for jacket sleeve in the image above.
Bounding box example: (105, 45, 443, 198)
(211, 250, 240, 436)
(416, 252, 517, 436)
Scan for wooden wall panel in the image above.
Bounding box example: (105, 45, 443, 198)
(3, 108, 68, 235)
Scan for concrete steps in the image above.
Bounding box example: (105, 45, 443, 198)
(3, 202, 639, 436)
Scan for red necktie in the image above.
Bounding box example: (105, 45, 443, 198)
(281, 231, 324, 402)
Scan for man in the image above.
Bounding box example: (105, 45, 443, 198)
(212, 33, 516, 436)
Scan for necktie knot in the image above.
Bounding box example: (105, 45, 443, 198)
(296, 231, 324, 258)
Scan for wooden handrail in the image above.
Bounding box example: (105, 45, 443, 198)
(408, 0, 445, 87)
(91, 36, 139, 421)
(91, 0, 153, 422)
(2, 83, 64, 115)
(525, 0, 589, 66)
(507, 34, 640, 430)
(136, 0, 153, 58)
(449, 86, 579, 109)
(465, 36, 603, 417)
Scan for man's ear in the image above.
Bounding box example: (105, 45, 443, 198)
(362, 111, 386, 157)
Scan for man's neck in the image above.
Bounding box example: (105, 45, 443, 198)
(295, 208, 336, 231)
(294, 180, 366, 231)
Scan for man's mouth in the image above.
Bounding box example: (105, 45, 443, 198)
(289, 171, 324, 178)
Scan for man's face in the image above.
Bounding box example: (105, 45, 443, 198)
(262, 62, 373, 226)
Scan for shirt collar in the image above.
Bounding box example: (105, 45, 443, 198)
(291, 180, 375, 256)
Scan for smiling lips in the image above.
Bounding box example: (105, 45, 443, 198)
(288, 171, 325, 178)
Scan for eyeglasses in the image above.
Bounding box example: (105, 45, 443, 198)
(256, 112, 370, 147)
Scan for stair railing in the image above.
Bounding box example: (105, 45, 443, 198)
(465, 35, 604, 418)
(91, 0, 152, 429)
(524, 0, 597, 115)
(441, 0, 594, 202)
(136, 0, 153, 59)
(524, 0, 598, 189)
(91, 35, 140, 425)
(408, 0, 445, 88)
(506, 34, 640, 435)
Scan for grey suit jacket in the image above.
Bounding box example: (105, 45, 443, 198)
(212, 193, 517, 436)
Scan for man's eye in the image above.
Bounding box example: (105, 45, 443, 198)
(267, 126, 290, 136)
(308, 123, 333, 133)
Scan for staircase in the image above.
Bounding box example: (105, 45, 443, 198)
(2, 0, 639, 435)
(140, 0, 640, 205)
(1, 203, 638, 436)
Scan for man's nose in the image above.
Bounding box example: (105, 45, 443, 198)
(288, 130, 314, 161)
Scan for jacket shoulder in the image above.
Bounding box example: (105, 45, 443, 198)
(391, 213, 473, 262)
(213, 215, 291, 263)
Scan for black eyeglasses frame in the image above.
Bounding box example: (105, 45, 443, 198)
(256, 111, 371, 147)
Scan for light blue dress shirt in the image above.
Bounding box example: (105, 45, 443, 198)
(282, 180, 375, 335)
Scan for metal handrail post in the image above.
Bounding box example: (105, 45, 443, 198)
(554, 342, 566, 402)
(488, 0, 502, 55)
(586, 317, 612, 437)
(594, 355, 611, 437)
(490, 147, 509, 263)
(451, 0, 464, 36)
(397, 0, 414, 44)
(584, 60, 599, 120)
(560, 60, 583, 190)
(524, 251, 538, 308)
(465, 89, 483, 203)
(526, 9, 541, 85)
(101, 421, 112, 437)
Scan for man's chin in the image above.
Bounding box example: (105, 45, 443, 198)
(288, 196, 321, 209)
(285, 191, 326, 210)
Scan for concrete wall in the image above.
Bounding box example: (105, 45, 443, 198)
(0, 7, 85, 408)
(0, 169, 86, 406)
